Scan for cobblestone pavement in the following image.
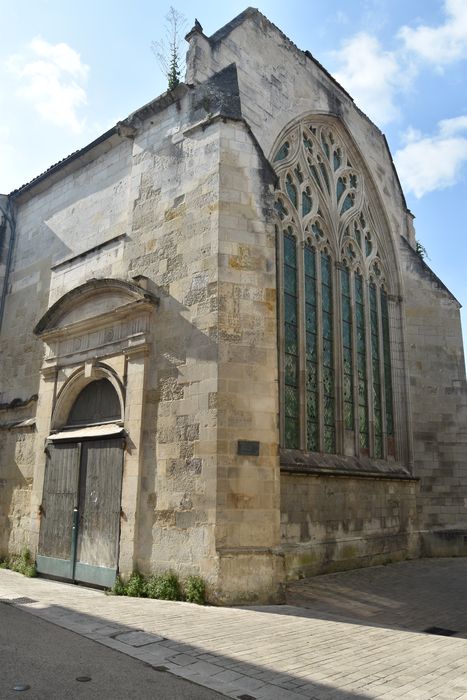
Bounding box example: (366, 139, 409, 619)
(0, 559, 466, 700)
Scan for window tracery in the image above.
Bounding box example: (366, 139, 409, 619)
(274, 120, 396, 460)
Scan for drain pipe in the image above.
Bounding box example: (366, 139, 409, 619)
(0, 196, 16, 333)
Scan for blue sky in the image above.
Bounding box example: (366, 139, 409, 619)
(1, 0, 467, 340)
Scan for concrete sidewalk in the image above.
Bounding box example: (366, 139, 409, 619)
(1, 559, 467, 699)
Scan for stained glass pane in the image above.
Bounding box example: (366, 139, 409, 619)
(355, 272, 369, 449)
(285, 417, 299, 450)
(285, 385, 299, 416)
(341, 194, 354, 214)
(284, 235, 296, 266)
(285, 354, 298, 385)
(274, 141, 289, 162)
(274, 199, 288, 220)
(285, 323, 298, 355)
(283, 234, 299, 449)
(381, 291, 394, 437)
(333, 149, 342, 171)
(285, 294, 297, 324)
(336, 178, 345, 201)
(284, 265, 297, 295)
(370, 283, 383, 458)
(302, 188, 312, 216)
(304, 244, 318, 452)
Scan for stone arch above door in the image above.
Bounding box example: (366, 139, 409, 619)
(51, 366, 124, 431)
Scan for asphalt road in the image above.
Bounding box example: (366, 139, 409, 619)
(0, 601, 225, 699)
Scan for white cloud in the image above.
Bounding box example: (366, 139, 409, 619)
(331, 33, 405, 125)
(6, 38, 89, 134)
(394, 116, 467, 198)
(399, 0, 467, 66)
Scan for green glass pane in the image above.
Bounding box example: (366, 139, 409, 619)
(324, 427, 335, 454)
(306, 333, 317, 362)
(344, 374, 352, 400)
(286, 174, 298, 208)
(321, 254, 331, 283)
(333, 149, 342, 171)
(306, 361, 317, 389)
(344, 401, 354, 429)
(307, 423, 319, 452)
(341, 268, 350, 296)
(302, 188, 312, 216)
(336, 178, 345, 201)
(304, 247, 316, 277)
(284, 265, 297, 295)
(365, 236, 372, 257)
(323, 339, 333, 366)
(274, 199, 288, 220)
(359, 430, 369, 449)
(356, 304, 364, 326)
(305, 279, 316, 306)
(284, 235, 296, 267)
(285, 385, 299, 417)
(343, 321, 351, 347)
(285, 354, 298, 386)
(284, 294, 297, 324)
(343, 346, 352, 366)
(355, 276, 363, 303)
(306, 304, 316, 331)
(322, 286, 332, 312)
(285, 417, 299, 449)
(324, 396, 334, 422)
(358, 381, 367, 401)
(342, 296, 351, 321)
(357, 328, 365, 352)
(374, 435, 383, 459)
(341, 194, 354, 214)
(323, 312, 332, 339)
(274, 141, 289, 162)
(306, 393, 317, 420)
(321, 134, 330, 158)
(285, 323, 298, 355)
(323, 368, 333, 394)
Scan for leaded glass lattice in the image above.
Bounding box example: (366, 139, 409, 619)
(321, 252, 335, 453)
(341, 266, 354, 431)
(305, 246, 319, 451)
(381, 290, 394, 438)
(370, 283, 383, 458)
(283, 234, 299, 449)
(355, 273, 369, 449)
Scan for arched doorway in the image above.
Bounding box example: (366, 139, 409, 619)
(36, 378, 124, 587)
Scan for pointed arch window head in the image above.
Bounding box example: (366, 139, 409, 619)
(274, 119, 398, 462)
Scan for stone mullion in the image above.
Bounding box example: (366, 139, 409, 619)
(377, 285, 388, 460)
(277, 228, 286, 447)
(297, 241, 307, 451)
(334, 262, 345, 455)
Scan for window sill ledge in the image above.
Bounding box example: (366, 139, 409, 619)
(280, 448, 417, 481)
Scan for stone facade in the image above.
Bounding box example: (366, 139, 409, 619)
(0, 9, 466, 603)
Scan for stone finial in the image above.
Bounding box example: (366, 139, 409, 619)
(185, 18, 205, 42)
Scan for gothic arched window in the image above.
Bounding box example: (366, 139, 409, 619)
(274, 120, 398, 461)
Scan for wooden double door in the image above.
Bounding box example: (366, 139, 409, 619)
(37, 438, 123, 588)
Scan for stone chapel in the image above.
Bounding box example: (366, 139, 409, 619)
(1, 8, 466, 603)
